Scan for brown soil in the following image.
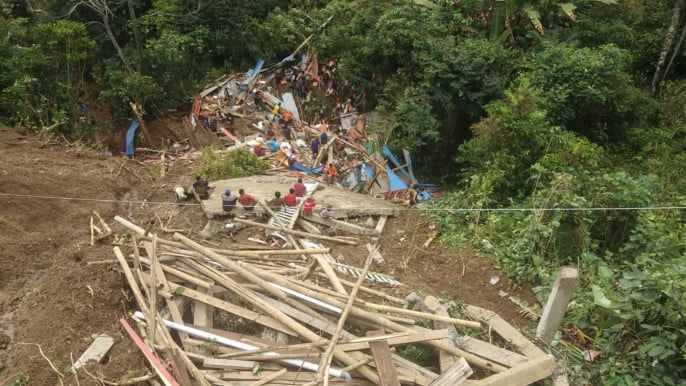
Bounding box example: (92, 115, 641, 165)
(0, 125, 537, 385)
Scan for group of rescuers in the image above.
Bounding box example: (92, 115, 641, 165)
(190, 175, 334, 219)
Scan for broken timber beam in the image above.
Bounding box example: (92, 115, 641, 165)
(366, 330, 401, 386)
(430, 357, 472, 386)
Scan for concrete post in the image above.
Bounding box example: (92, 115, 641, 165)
(536, 267, 579, 343)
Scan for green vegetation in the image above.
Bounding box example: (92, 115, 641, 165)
(197, 146, 271, 181)
(1, 0, 685, 383)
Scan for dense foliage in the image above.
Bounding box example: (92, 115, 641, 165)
(198, 146, 272, 180)
(1, 0, 686, 384)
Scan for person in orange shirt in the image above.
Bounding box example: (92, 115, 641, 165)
(326, 163, 337, 185)
(283, 110, 293, 124)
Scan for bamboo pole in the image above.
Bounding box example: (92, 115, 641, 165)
(299, 240, 347, 295)
(113, 246, 150, 315)
(182, 257, 325, 323)
(360, 303, 480, 329)
(239, 264, 507, 372)
(232, 218, 358, 245)
(317, 273, 407, 305)
(317, 245, 376, 386)
(172, 233, 378, 384)
(248, 368, 288, 386)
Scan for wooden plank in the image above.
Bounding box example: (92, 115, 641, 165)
(338, 329, 449, 352)
(430, 356, 472, 386)
(366, 330, 400, 386)
(207, 370, 371, 385)
(299, 240, 347, 295)
(469, 355, 555, 386)
(392, 354, 438, 384)
(209, 366, 386, 384)
(457, 336, 528, 368)
(420, 296, 458, 372)
(463, 305, 547, 359)
(394, 366, 433, 386)
(119, 318, 179, 386)
(193, 287, 214, 328)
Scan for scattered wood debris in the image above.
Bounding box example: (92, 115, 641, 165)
(110, 214, 555, 386)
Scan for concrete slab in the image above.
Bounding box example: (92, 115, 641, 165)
(72, 334, 114, 370)
(201, 175, 402, 219)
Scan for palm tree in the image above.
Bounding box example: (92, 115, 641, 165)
(483, 0, 617, 45)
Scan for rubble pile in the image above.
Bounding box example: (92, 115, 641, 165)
(185, 56, 441, 207)
(112, 212, 555, 386)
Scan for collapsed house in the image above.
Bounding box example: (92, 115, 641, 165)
(187, 56, 441, 207)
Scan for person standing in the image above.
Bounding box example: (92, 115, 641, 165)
(237, 189, 258, 211)
(310, 137, 320, 157)
(293, 177, 306, 198)
(273, 102, 281, 117)
(326, 163, 337, 185)
(283, 110, 293, 125)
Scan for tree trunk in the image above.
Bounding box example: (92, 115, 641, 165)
(651, 5, 682, 96)
(127, 0, 143, 71)
(102, 13, 134, 74)
(71, 0, 134, 73)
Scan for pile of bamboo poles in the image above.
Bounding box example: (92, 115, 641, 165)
(111, 215, 550, 386)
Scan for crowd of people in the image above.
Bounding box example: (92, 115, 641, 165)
(177, 175, 341, 220)
(216, 177, 335, 220)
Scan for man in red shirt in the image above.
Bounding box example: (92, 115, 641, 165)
(283, 188, 297, 207)
(237, 188, 257, 211)
(293, 177, 306, 198)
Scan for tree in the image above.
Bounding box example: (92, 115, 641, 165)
(651, 4, 683, 95)
(518, 42, 657, 144)
(70, 0, 134, 73)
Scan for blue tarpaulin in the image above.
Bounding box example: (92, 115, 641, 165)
(291, 161, 323, 176)
(385, 165, 409, 191)
(125, 120, 139, 157)
(240, 58, 265, 90)
(382, 145, 412, 182)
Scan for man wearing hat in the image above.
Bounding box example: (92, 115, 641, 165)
(222, 189, 238, 213)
